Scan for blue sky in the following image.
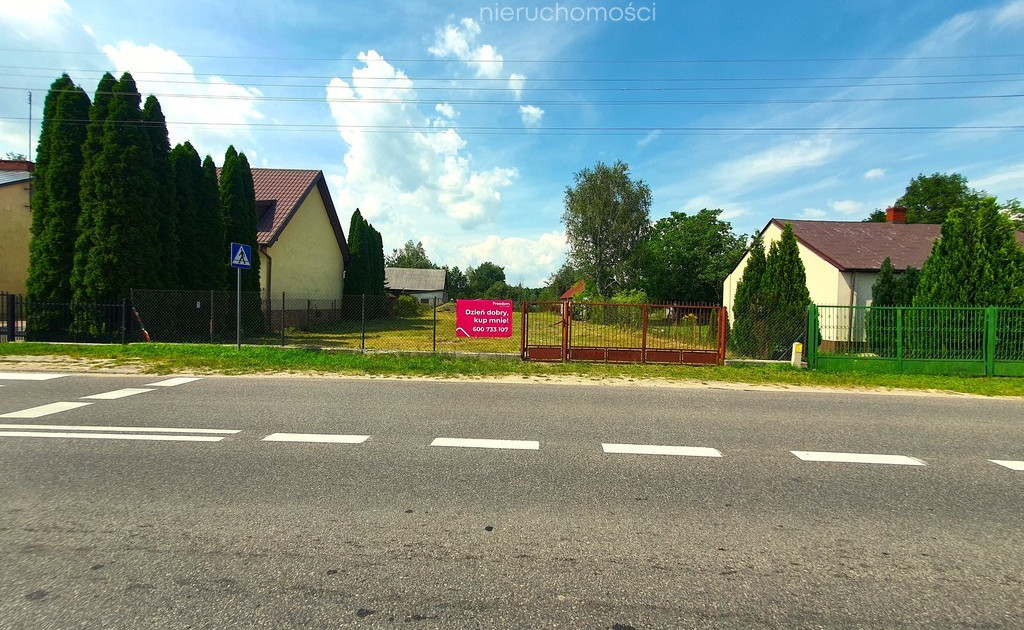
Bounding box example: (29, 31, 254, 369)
(2, 0, 1023, 286)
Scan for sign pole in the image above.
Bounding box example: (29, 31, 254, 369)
(236, 267, 242, 350)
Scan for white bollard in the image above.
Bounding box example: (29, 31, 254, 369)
(791, 342, 804, 368)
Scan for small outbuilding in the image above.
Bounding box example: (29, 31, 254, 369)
(385, 267, 448, 304)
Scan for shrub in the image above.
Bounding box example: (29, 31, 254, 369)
(394, 294, 422, 317)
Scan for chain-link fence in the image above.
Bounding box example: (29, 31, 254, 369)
(1, 293, 129, 344)
(727, 306, 809, 360)
(128, 290, 522, 355)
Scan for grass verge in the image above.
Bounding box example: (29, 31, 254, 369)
(1, 342, 1023, 397)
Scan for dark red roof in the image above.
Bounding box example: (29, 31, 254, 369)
(770, 219, 1024, 272)
(249, 168, 349, 263)
(771, 219, 939, 271)
(560, 279, 586, 300)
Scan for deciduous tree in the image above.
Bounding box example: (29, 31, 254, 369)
(638, 209, 746, 303)
(562, 160, 651, 296)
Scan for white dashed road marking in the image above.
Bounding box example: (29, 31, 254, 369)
(791, 451, 926, 466)
(145, 377, 203, 387)
(262, 433, 370, 444)
(81, 388, 155, 400)
(989, 460, 1024, 471)
(0, 402, 93, 419)
(0, 424, 239, 434)
(431, 437, 540, 451)
(602, 443, 723, 457)
(0, 431, 225, 442)
(0, 372, 68, 381)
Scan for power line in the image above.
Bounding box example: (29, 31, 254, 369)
(2, 115, 1020, 136)
(4, 85, 1023, 106)
(3, 47, 1024, 64)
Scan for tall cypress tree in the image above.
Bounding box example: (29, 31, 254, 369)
(345, 209, 369, 296)
(369, 224, 385, 294)
(219, 146, 260, 292)
(171, 142, 198, 287)
(73, 72, 162, 303)
(142, 95, 178, 289)
(27, 74, 91, 303)
(71, 72, 116, 302)
(200, 155, 225, 290)
(760, 223, 812, 357)
(730, 236, 766, 356)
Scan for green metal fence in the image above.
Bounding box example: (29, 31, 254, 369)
(808, 305, 1024, 376)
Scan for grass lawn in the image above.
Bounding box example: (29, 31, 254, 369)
(2, 342, 1024, 398)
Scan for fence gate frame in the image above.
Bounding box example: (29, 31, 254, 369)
(521, 300, 727, 365)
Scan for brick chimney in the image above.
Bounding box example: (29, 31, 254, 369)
(0, 160, 34, 172)
(886, 206, 907, 224)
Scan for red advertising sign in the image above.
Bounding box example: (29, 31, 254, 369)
(455, 299, 514, 338)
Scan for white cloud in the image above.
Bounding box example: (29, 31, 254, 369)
(864, 168, 885, 180)
(458, 232, 567, 284)
(994, 0, 1024, 28)
(435, 103, 457, 119)
(102, 42, 264, 157)
(0, 0, 72, 39)
(638, 130, 661, 148)
(327, 50, 517, 234)
(829, 199, 865, 215)
(970, 163, 1024, 194)
(508, 73, 526, 101)
(519, 105, 544, 128)
(429, 18, 504, 78)
(800, 207, 828, 219)
(713, 137, 838, 185)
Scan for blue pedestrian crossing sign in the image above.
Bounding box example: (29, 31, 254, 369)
(230, 242, 252, 269)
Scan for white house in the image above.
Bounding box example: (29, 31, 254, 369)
(723, 207, 1024, 343)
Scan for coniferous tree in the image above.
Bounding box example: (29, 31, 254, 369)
(73, 72, 162, 303)
(171, 142, 201, 288)
(142, 95, 178, 289)
(219, 145, 260, 292)
(760, 223, 812, 358)
(199, 155, 225, 290)
(369, 224, 386, 294)
(914, 198, 1024, 307)
(866, 257, 922, 356)
(71, 72, 116, 302)
(27, 74, 91, 303)
(730, 236, 766, 357)
(344, 209, 369, 296)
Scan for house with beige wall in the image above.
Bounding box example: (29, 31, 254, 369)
(251, 168, 349, 303)
(0, 160, 33, 294)
(724, 207, 1024, 343)
(723, 208, 941, 342)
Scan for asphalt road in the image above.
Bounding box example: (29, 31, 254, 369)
(1, 372, 1022, 628)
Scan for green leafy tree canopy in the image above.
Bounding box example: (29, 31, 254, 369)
(386, 240, 438, 269)
(562, 160, 651, 297)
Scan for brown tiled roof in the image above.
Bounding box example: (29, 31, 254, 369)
(769, 219, 1024, 271)
(248, 168, 349, 263)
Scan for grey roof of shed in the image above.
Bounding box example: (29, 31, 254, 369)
(769, 218, 1024, 272)
(0, 170, 31, 187)
(385, 267, 447, 292)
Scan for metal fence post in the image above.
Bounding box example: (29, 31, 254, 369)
(640, 304, 648, 364)
(985, 306, 998, 376)
(806, 305, 818, 369)
(360, 294, 366, 352)
(432, 297, 437, 354)
(4, 293, 15, 343)
(209, 290, 214, 344)
(281, 292, 285, 346)
(896, 307, 904, 372)
(121, 298, 128, 345)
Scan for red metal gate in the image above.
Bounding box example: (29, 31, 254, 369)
(521, 301, 727, 365)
